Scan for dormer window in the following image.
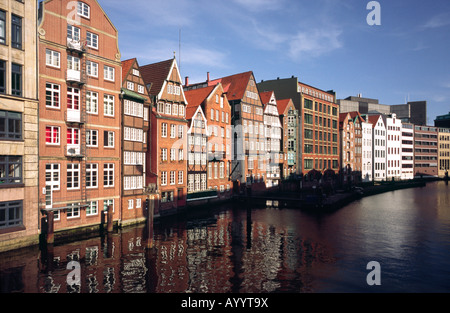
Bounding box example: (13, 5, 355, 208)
(77, 2, 90, 19)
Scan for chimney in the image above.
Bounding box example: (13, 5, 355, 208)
(185, 76, 189, 86)
(207, 72, 210, 83)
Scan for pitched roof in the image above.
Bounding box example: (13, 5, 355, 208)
(259, 91, 274, 105)
(139, 58, 174, 97)
(184, 85, 215, 110)
(209, 71, 253, 101)
(368, 114, 382, 128)
(277, 99, 293, 115)
(121, 58, 136, 83)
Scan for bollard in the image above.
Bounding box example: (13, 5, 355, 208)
(46, 211, 55, 245)
(146, 197, 155, 249)
(107, 204, 113, 233)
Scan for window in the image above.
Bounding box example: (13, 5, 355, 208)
(86, 163, 98, 188)
(161, 171, 167, 186)
(45, 164, 60, 191)
(170, 124, 176, 138)
(67, 164, 80, 190)
(132, 69, 139, 76)
(128, 199, 134, 210)
(67, 203, 80, 219)
(103, 199, 114, 212)
(104, 94, 115, 116)
(86, 61, 98, 77)
(170, 171, 176, 185)
(11, 64, 22, 96)
(0, 11, 5, 45)
(86, 129, 98, 147)
(87, 201, 98, 216)
(86, 31, 98, 49)
(86, 91, 98, 114)
(104, 131, 114, 148)
(0, 60, 5, 94)
(136, 199, 142, 209)
(161, 123, 167, 138)
(11, 15, 22, 49)
(170, 148, 176, 161)
(104, 65, 115, 82)
(67, 56, 80, 72)
(0, 200, 22, 230)
(0, 110, 21, 140)
(67, 24, 80, 42)
(0, 156, 22, 185)
(46, 49, 60, 68)
(77, 2, 90, 19)
(178, 171, 183, 185)
(67, 128, 79, 145)
(138, 85, 145, 94)
(161, 148, 167, 162)
(103, 163, 114, 187)
(46, 83, 60, 108)
(127, 81, 134, 91)
(67, 87, 80, 110)
(45, 126, 60, 145)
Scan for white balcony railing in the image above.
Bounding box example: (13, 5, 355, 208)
(67, 38, 85, 52)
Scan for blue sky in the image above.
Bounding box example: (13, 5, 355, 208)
(98, 0, 450, 124)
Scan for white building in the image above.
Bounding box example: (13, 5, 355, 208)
(361, 115, 373, 182)
(261, 91, 282, 187)
(386, 113, 402, 181)
(369, 115, 386, 181)
(401, 123, 415, 180)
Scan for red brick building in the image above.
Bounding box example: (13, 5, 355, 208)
(140, 58, 188, 216)
(185, 72, 266, 192)
(184, 83, 233, 197)
(38, 0, 122, 232)
(277, 98, 298, 179)
(120, 58, 151, 225)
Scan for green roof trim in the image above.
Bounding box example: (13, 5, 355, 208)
(121, 88, 147, 102)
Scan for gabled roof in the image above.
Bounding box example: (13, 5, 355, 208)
(184, 86, 215, 110)
(209, 71, 254, 101)
(139, 59, 174, 97)
(277, 99, 294, 115)
(259, 91, 274, 105)
(368, 115, 383, 128)
(121, 58, 136, 82)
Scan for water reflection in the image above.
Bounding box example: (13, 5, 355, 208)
(0, 182, 449, 293)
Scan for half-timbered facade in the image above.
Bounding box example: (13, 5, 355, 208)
(140, 58, 188, 216)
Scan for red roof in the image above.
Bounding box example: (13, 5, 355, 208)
(277, 99, 293, 115)
(368, 115, 382, 128)
(259, 91, 273, 105)
(121, 58, 136, 82)
(139, 58, 174, 97)
(184, 85, 215, 109)
(208, 71, 253, 101)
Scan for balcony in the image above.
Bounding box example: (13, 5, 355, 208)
(67, 38, 86, 53)
(65, 110, 85, 124)
(66, 69, 86, 85)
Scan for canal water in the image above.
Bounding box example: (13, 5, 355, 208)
(1, 181, 449, 293)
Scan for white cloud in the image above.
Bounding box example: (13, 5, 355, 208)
(422, 13, 450, 29)
(289, 28, 343, 60)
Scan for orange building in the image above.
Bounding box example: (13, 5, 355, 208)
(277, 98, 298, 179)
(120, 58, 151, 225)
(37, 0, 122, 232)
(140, 58, 188, 216)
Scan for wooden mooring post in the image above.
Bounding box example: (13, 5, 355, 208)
(46, 210, 55, 245)
(107, 204, 114, 233)
(146, 197, 155, 249)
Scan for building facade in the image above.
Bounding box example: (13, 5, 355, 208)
(369, 115, 386, 181)
(401, 123, 415, 180)
(0, 0, 39, 252)
(140, 58, 188, 216)
(437, 127, 450, 178)
(277, 98, 298, 179)
(38, 0, 122, 233)
(258, 77, 339, 176)
(361, 115, 373, 182)
(120, 58, 151, 224)
(435, 112, 450, 128)
(386, 114, 402, 181)
(260, 91, 282, 187)
(414, 125, 438, 177)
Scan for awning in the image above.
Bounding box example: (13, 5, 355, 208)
(122, 88, 147, 102)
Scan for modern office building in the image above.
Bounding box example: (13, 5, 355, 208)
(414, 125, 438, 177)
(258, 77, 340, 176)
(437, 127, 450, 178)
(435, 112, 450, 128)
(0, 0, 39, 252)
(37, 0, 122, 234)
(401, 123, 415, 180)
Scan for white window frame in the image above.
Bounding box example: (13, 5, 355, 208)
(67, 203, 81, 219)
(86, 91, 98, 114)
(77, 2, 90, 19)
(46, 49, 60, 68)
(104, 94, 115, 117)
(45, 83, 60, 108)
(86, 129, 98, 147)
(86, 201, 98, 216)
(86, 163, 98, 189)
(161, 123, 167, 138)
(86, 60, 98, 78)
(45, 164, 60, 191)
(136, 199, 142, 209)
(127, 81, 134, 91)
(161, 171, 167, 186)
(138, 85, 145, 94)
(86, 31, 98, 49)
(128, 199, 134, 210)
(67, 55, 80, 71)
(46, 126, 60, 145)
(103, 163, 114, 188)
(67, 163, 80, 190)
(67, 24, 80, 42)
(105, 131, 115, 148)
(178, 171, 184, 185)
(170, 171, 176, 185)
(104, 65, 115, 82)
